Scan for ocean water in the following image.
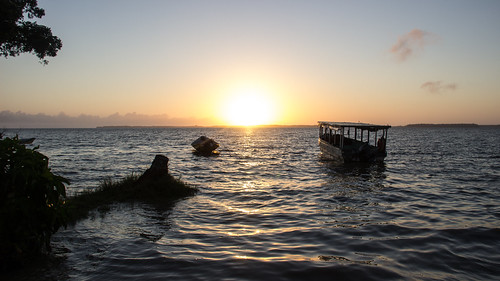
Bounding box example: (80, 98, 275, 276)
(3, 126, 500, 280)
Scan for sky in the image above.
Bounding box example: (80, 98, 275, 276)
(1, 0, 499, 127)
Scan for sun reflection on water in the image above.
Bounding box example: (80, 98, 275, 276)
(225, 229, 262, 237)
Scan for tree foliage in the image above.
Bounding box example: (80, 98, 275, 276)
(0, 0, 62, 64)
(0, 136, 69, 269)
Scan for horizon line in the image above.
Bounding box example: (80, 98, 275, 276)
(2, 123, 500, 130)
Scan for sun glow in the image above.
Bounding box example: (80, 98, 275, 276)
(222, 87, 277, 126)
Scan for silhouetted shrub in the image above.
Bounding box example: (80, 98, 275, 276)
(0, 136, 68, 269)
(66, 173, 197, 222)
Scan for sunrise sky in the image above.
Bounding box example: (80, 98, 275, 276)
(1, 0, 499, 127)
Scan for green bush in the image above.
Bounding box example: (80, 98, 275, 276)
(0, 136, 69, 268)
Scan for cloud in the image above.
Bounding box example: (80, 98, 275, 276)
(420, 81, 457, 94)
(391, 29, 438, 62)
(0, 111, 211, 128)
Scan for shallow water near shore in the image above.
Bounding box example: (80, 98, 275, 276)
(4, 126, 500, 280)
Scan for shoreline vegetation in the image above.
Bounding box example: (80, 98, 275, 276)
(0, 135, 196, 270)
(65, 173, 197, 223)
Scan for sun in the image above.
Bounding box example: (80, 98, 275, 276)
(222, 87, 276, 126)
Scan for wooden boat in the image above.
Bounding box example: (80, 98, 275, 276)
(19, 137, 35, 145)
(318, 121, 390, 163)
(191, 136, 219, 155)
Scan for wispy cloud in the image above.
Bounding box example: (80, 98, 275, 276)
(391, 29, 438, 62)
(420, 81, 457, 94)
(0, 111, 210, 128)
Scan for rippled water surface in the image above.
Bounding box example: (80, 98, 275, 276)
(4, 127, 500, 280)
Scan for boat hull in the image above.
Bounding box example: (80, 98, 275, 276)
(319, 138, 344, 163)
(319, 138, 386, 163)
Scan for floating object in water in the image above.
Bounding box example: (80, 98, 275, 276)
(191, 136, 219, 155)
(318, 121, 391, 163)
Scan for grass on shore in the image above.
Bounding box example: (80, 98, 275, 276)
(65, 174, 197, 223)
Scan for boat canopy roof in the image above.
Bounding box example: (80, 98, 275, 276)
(318, 121, 391, 131)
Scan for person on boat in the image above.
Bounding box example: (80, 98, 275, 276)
(377, 136, 386, 152)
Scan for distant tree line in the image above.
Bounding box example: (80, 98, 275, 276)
(405, 123, 480, 128)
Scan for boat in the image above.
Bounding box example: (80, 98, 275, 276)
(0, 134, 35, 145)
(191, 136, 219, 155)
(318, 121, 391, 163)
(19, 137, 36, 145)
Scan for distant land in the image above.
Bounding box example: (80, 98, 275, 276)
(405, 123, 486, 128)
(96, 124, 317, 129)
(95, 124, 500, 129)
